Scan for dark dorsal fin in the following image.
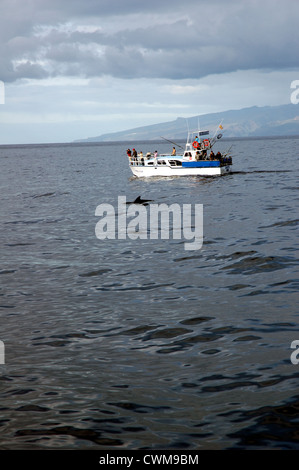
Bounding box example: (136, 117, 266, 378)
(126, 195, 153, 205)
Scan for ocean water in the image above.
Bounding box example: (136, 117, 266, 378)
(0, 136, 298, 450)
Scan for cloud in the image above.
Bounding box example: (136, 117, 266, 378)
(1, 0, 299, 83)
(1, 0, 298, 144)
(0, 68, 295, 144)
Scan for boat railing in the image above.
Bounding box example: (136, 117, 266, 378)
(129, 159, 144, 166)
(128, 158, 153, 166)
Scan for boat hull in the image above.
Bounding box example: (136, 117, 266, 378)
(130, 163, 232, 178)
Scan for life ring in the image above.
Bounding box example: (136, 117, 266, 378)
(192, 141, 200, 149)
(203, 139, 210, 147)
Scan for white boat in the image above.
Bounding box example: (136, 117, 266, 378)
(127, 127, 233, 178)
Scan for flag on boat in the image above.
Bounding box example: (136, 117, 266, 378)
(219, 124, 223, 129)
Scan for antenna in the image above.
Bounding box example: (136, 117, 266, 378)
(185, 118, 190, 145)
(197, 118, 200, 142)
(185, 118, 190, 133)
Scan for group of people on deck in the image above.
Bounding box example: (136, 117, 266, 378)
(127, 148, 139, 161)
(127, 149, 158, 158)
(127, 146, 222, 163)
(127, 148, 159, 165)
(194, 149, 222, 161)
(209, 150, 222, 160)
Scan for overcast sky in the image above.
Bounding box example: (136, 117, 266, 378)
(0, 0, 298, 144)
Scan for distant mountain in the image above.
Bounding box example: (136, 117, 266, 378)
(76, 104, 299, 142)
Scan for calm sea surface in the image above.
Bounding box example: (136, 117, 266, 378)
(0, 136, 298, 450)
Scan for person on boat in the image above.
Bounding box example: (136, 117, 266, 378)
(210, 150, 215, 160)
(137, 151, 144, 166)
(216, 151, 222, 160)
(127, 148, 132, 158)
(172, 147, 176, 156)
(132, 148, 137, 161)
(154, 150, 158, 158)
(192, 136, 200, 149)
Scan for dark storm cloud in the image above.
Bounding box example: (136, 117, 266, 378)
(1, 0, 298, 82)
